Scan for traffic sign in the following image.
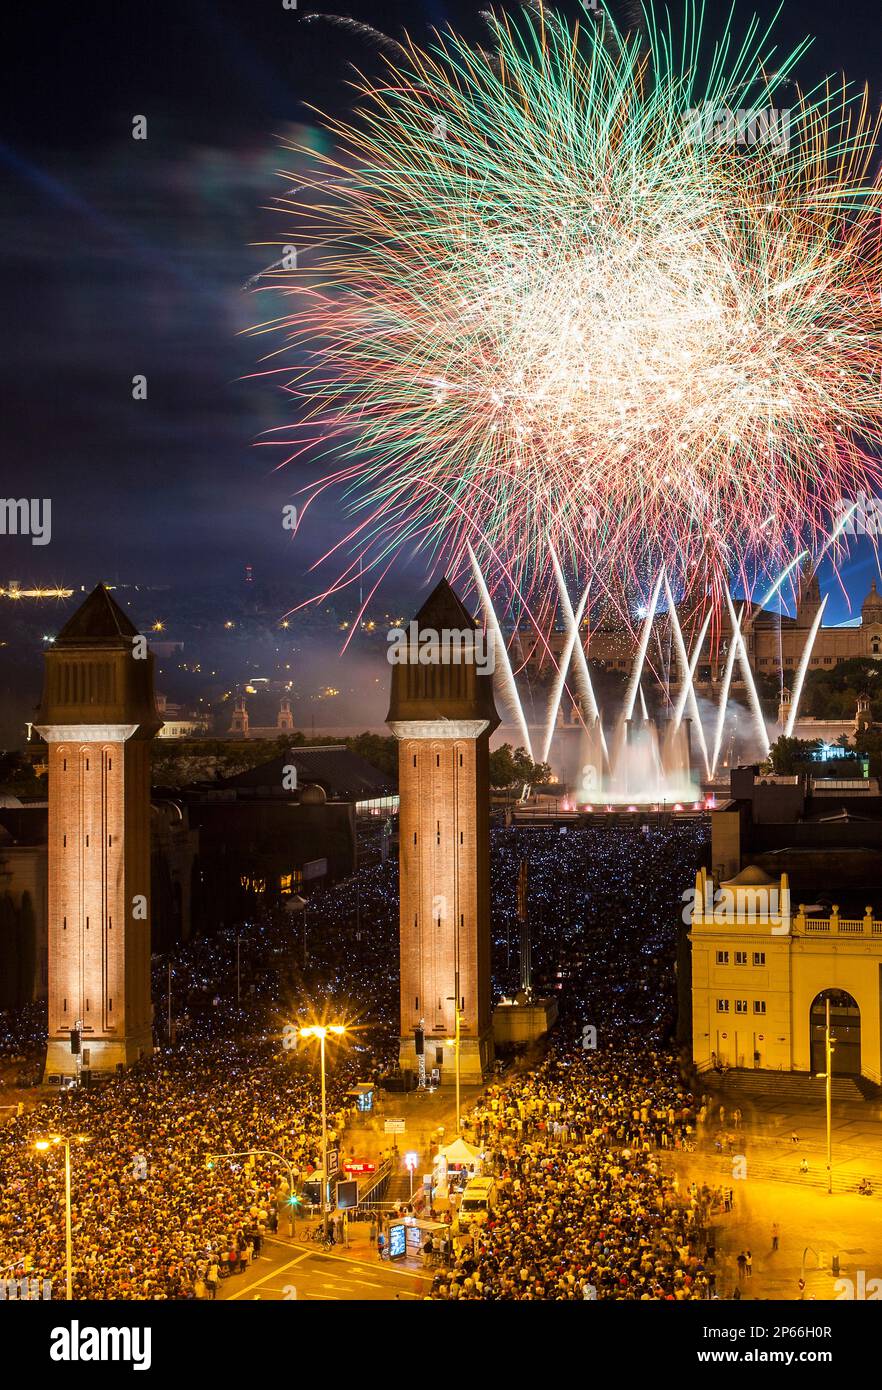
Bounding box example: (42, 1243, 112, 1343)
(384, 1119, 406, 1134)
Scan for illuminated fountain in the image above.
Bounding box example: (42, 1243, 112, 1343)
(466, 547, 846, 805)
(468, 541, 841, 804)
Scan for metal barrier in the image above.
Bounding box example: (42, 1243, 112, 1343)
(348, 1159, 394, 1218)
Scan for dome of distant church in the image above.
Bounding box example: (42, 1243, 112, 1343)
(299, 782, 327, 805)
(862, 579, 882, 616)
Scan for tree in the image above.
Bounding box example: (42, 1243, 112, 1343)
(798, 657, 882, 720)
(752, 671, 782, 721)
(854, 726, 882, 777)
(342, 733, 398, 780)
(488, 744, 551, 788)
(766, 734, 820, 775)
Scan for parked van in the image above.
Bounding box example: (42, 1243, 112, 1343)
(458, 1177, 497, 1226)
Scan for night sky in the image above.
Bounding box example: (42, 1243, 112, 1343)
(2, 0, 882, 614)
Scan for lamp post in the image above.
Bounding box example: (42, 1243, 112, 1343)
(825, 997, 834, 1195)
(299, 1024, 345, 1238)
(813, 997, 835, 1195)
(34, 1134, 87, 1299)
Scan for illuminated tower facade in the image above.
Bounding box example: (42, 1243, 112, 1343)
(36, 585, 160, 1075)
(387, 580, 499, 1082)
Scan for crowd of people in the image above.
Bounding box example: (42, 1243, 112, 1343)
(428, 821, 714, 1300)
(0, 861, 409, 1299)
(0, 1042, 363, 1298)
(0, 820, 712, 1300)
(431, 1042, 718, 1299)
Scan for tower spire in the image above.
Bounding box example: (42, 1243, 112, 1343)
(35, 584, 159, 1076)
(387, 578, 499, 1083)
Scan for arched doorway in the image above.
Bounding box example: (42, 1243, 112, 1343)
(810, 990, 861, 1075)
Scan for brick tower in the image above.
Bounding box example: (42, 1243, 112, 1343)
(387, 579, 499, 1083)
(36, 584, 160, 1075)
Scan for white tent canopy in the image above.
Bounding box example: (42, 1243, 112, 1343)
(438, 1137, 482, 1167)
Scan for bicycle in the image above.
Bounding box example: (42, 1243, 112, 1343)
(309, 1225, 334, 1248)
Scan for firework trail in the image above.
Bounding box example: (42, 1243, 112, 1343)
(258, 0, 882, 633)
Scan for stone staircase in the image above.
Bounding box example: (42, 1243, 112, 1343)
(385, 1173, 417, 1207)
(690, 1148, 882, 1196)
(708, 1068, 878, 1105)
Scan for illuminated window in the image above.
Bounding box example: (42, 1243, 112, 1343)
(280, 873, 293, 894)
(239, 875, 267, 894)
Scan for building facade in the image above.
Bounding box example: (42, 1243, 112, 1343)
(227, 695, 295, 739)
(690, 865, 882, 1084)
(387, 580, 499, 1082)
(512, 573, 882, 688)
(35, 584, 160, 1075)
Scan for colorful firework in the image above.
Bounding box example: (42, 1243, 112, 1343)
(254, 1, 882, 632)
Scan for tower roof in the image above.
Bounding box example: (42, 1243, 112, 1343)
(722, 864, 776, 887)
(56, 584, 139, 647)
(415, 577, 478, 632)
(386, 576, 500, 730)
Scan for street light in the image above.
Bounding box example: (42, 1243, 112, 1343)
(34, 1134, 88, 1299)
(299, 1023, 346, 1238)
(813, 997, 836, 1195)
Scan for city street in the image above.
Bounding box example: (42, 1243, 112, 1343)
(221, 1236, 428, 1302)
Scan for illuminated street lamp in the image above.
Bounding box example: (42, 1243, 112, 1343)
(404, 1150, 420, 1199)
(34, 1134, 88, 1299)
(299, 1024, 346, 1238)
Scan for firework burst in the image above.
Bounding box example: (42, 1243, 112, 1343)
(255, 1, 882, 629)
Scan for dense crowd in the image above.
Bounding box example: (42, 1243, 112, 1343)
(0, 1043, 362, 1298)
(0, 820, 710, 1300)
(432, 1043, 716, 1299)
(429, 821, 711, 1300)
(0, 860, 407, 1299)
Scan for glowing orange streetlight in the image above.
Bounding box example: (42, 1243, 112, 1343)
(33, 1134, 88, 1299)
(299, 1024, 346, 1237)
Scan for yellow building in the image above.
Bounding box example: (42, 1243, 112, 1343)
(690, 865, 882, 1084)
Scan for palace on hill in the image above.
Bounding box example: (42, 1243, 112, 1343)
(512, 570, 882, 689)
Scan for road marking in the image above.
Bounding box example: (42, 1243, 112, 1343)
(227, 1249, 312, 1301)
(266, 1238, 426, 1282)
